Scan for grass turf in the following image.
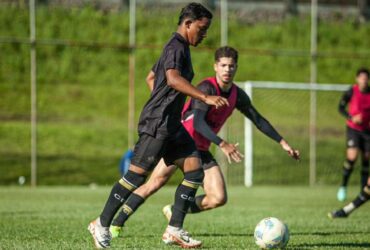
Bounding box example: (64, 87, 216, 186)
(0, 185, 369, 249)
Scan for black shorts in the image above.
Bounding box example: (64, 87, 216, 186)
(199, 150, 219, 170)
(131, 127, 199, 171)
(346, 126, 370, 152)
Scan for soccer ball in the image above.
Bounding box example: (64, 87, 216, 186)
(254, 217, 289, 249)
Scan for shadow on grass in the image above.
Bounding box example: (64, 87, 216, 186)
(292, 231, 369, 236)
(294, 242, 370, 249)
(197, 233, 254, 237)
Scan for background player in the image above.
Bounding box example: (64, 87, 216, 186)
(110, 46, 300, 240)
(337, 68, 370, 201)
(329, 176, 370, 218)
(88, 3, 229, 248)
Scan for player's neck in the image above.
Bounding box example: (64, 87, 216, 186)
(358, 83, 369, 92)
(176, 27, 189, 44)
(216, 76, 233, 92)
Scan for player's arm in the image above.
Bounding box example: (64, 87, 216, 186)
(146, 70, 155, 92)
(163, 47, 229, 108)
(236, 88, 300, 160)
(338, 88, 352, 119)
(338, 87, 361, 124)
(191, 83, 243, 163)
(166, 69, 228, 108)
(193, 110, 243, 163)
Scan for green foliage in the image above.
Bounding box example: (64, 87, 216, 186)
(0, 6, 370, 185)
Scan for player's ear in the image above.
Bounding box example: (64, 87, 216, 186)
(184, 19, 193, 29)
(213, 62, 218, 72)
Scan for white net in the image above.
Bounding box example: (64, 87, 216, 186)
(213, 82, 363, 186)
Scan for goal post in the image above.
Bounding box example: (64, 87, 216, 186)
(242, 81, 350, 187)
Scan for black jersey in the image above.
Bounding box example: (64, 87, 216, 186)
(138, 33, 194, 139)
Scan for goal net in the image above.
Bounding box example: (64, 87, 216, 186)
(214, 81, 355, 186)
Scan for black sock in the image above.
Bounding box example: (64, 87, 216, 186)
(343, 185, 370, 215)
(169, 169, 204, 228)
(361, 161, 369, 188)
(111, 193, 145, 227)
(99, 171, 146, 227)
(341, 160, 355, 187)
(188, 195, 204, 214)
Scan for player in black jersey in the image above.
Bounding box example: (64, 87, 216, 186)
(88, 3, 228, 249)
(110, 46, 300, 239)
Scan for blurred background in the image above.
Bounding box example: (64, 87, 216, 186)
(1, 0, 369, 187)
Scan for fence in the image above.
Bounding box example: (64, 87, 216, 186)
(214, 81, 353, 186)
(1, 1, 369, 186)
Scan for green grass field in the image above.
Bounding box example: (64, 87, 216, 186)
(0, 185, 369, 249)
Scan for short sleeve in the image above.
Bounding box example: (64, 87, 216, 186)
(151, 61, 159, 72)
(163, 46, 185, 72)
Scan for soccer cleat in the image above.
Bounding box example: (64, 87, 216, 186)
(328, 209, 348, 219)
(162, 226, 202, 249)
(162, 204, 172, 222)
(88, 217, 112, 248)
(109, 225, 122, 239)
(337, 186, 347, 201)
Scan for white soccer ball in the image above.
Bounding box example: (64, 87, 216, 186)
(254, 217, 289, 249)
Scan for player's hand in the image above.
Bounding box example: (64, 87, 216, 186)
(204, 95, 229, 109)
(352, 114, 362, 125)
(280, 140, 300, 161)
(219, 141, 244, 164)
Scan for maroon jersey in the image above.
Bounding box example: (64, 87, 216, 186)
(181, 77, 238, 151)
(347, 84, 370, 131)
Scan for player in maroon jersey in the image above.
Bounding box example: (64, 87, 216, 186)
(109, 46, 300, 241)
(330, 176, 370, 218)
(337, 68, 370, 201)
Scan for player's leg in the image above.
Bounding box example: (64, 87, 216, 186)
(192, 165, 227, 211)
(162, 130, 204, 248)
(162, 151, 226, 218)
(190, 152, 226, 212)
(329, 177, 370, 218)
(88, 134, 164, 248)
(360, 133, 370, 188)
(110, 159, 177, 237)
(337, 127, 359, 201)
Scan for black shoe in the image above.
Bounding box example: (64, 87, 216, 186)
(328, 209, 348, 219)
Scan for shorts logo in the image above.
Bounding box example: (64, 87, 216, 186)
(348, 139, 354, 147)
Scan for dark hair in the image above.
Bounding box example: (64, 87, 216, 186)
(178, 2, 213, 25)
(215, 46, 238, 63)
(357, 67, 370, 77)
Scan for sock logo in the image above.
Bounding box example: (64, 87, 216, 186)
(181, 194, 195, 202)
(122, 204, 133, 216)
(114, 193, 125, 203)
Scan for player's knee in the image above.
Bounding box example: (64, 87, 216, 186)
(122, 170, 147, 189)
(208, 193, 227, 208)
(184, 168, 204, 185)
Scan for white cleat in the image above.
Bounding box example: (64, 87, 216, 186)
(88, 217, 112, 249)
(162, 204, 172, 222)
(162, 226, 202, 249)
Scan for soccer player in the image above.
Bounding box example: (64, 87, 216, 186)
(329, 177, 369, 218)
(110, 46, 300, 241)
(336, 68, 370, 201)
(88, 3, 229, 248)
